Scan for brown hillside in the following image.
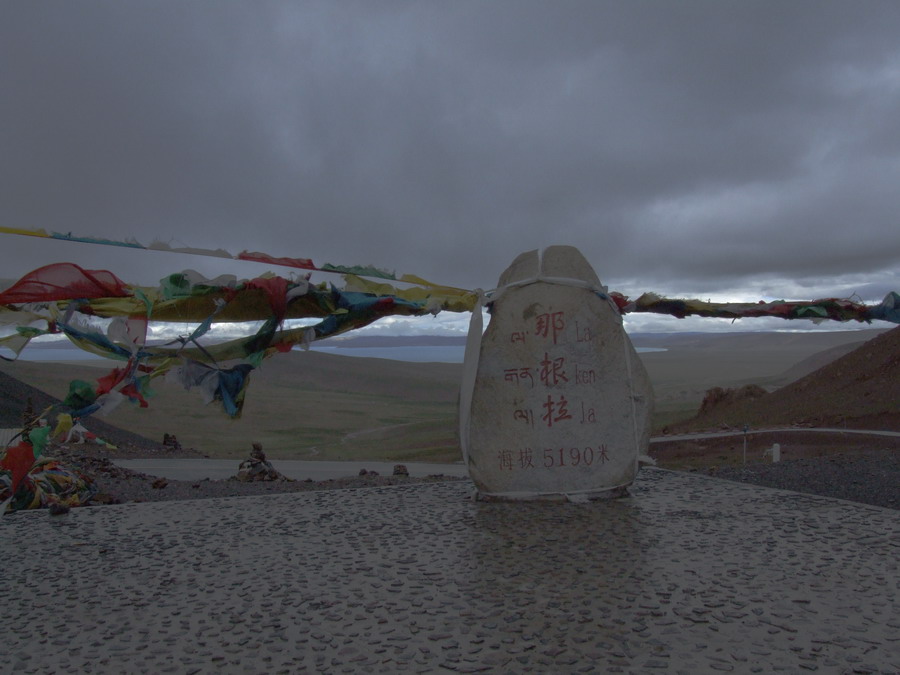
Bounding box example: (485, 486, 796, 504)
(776, 339, 868, 383)
(670, 325, 900, 432)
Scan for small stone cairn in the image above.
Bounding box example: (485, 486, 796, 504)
(234, 442, 288, 482)
(162, 433, 182, 451)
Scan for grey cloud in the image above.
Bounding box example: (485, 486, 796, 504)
(1, 1, 898, 317)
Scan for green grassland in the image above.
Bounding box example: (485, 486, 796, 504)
(1, 351, 463, 461)
(1, 330, 882, 461)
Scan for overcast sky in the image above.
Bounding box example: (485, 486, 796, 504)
(2, 1, 899, 335)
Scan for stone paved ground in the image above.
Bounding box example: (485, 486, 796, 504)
(2, 469, 898, 674)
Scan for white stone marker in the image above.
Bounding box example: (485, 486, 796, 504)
(461, 246, 653, 500)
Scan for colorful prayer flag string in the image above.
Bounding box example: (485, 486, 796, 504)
(0, 225, 455, 288)
(613, 291, 900, 324)
(0, 262, 477, 420)
(0, 228, 897, 423)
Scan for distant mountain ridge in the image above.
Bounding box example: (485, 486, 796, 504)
(3, 327, 896, 460)
(323, 329, 889, 351)
(321, 335, 467, 348)
(17, 328, 888, 352)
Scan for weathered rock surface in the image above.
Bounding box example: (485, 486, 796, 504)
(464, 246, 653, 499)
(698, 384, 768, 416)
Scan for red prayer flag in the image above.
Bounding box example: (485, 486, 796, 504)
(1, 441, 36, 496)
(0, 263, 130, 304)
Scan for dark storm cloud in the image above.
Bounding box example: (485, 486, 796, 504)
(2, 1, 899, 310)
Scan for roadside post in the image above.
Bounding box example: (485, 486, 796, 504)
(742, 424, 749, 465)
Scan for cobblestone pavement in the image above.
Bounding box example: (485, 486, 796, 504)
(2, 469, 898, 674)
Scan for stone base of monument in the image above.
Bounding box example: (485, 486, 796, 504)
(460, 246, 654, 501)
(473, 484, 630, 503)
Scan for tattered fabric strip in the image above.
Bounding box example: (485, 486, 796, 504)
(0, 226, 462, 291)
(1, 455, 98, 513)
(617, 291, 900, 324)
(0, 264, 453, 418)
(0, 262, 131, 303)
(0, 250, 897, 423)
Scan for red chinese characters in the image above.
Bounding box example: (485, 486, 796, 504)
(539, 352, 568, 386)
(534, 311, 565, 345)
(496, 304, 613, 473)
(541, 394, 572, 428)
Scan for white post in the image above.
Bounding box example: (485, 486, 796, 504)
(742, 424, 749, 465)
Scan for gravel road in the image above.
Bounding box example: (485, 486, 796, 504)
(41, 443, 900, 510)
(47, 445, 467, 505)
(710, 448, 899, 509)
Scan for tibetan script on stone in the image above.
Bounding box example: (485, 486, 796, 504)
(464, 246, 653, 500)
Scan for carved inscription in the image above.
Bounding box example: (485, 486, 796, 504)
(497, 306, 613, 472)
(504, 367, 534, 387)
(497, 445, 610, 471)
(534, 311, 565, 344)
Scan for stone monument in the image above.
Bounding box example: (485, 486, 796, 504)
(460, 246, 653, 500)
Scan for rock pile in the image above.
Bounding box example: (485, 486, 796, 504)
(698, 384, 768, 416)
(162, 433, 182, 451)
(233, 442, 289, 482)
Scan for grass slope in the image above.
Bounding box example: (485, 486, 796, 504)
(1, 351, 462, 461)
(1, 328, 889, 461)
